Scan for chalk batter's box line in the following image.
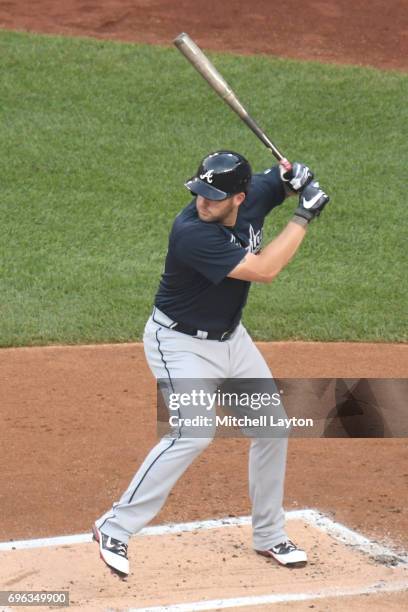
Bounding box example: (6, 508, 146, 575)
(127, 579, 408, 611)
(1, 510, 407, 611)
(0, 509, 406, 568)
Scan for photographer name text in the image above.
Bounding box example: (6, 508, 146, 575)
(168, 415, 313, 429)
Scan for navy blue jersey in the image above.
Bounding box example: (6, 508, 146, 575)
(154, 166, 286, 331)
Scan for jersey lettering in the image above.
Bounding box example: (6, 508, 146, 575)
(230, 224, 263, 254)
(248, 224, 263, 254)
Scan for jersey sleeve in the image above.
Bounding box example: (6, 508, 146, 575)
(174, 224, 247, 285)
(249, 165, 286, 215)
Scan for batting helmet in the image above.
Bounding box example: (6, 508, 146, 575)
(185, 151, 252, 201)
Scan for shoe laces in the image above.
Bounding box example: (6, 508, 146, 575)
(107, 536, 128, 557)
(116, 542, 128, 557)
(274, 540, 297, 553)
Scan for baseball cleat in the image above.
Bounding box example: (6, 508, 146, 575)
(256, 540, 307, 568)
(92, 524, 129, 579)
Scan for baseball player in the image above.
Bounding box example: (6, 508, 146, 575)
(93, 151, 329, 578)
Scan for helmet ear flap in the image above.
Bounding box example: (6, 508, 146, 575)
(185, 150, 251, 200)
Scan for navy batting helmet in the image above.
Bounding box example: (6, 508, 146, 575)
(185, 151, 252, 201)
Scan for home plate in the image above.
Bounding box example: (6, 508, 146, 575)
(0, 513, 407, 611)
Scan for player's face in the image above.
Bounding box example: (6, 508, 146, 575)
(196, 193, 245, 225)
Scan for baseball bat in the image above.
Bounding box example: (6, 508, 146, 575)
(173, 32, 291, 172)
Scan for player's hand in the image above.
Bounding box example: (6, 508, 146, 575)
(279, 161, 314, 194)
(294, 180, 330, 223)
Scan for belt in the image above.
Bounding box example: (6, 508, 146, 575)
(152, 307, 237, 342)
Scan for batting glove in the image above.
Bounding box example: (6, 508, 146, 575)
(293, 180, 330, 224)
(279, 161, 314, 193)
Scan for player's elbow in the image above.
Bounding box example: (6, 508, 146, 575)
(260, 268, 281, 284)
(249, 255, 284, 283)
(246, 267, 281, 284)
(228, 256, 282, 283)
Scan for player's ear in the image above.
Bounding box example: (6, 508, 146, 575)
(234, 192, 246, 207)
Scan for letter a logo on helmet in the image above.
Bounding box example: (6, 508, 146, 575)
(199, 169, 215, 184)
(185, 150, 252, 201)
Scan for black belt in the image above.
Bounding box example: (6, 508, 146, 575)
(152, 307, 237, 342)
(173, 321, 237, 342)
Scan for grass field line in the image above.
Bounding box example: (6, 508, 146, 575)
(0, 509, 406, 567)
(1, 340, 407, 352)
(127, 579, 408, 612)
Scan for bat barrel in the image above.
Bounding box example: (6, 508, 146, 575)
(174, 33, 288, 165)
(174, 33, 235, 101)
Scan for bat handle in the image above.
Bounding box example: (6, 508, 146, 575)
(263, 135, 293, 175)
(279, 157, 293, 175)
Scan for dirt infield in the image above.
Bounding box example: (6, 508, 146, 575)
(0, 0, 407, 70)
(1, 342, 407, 548)
(1, 342, 408, 609)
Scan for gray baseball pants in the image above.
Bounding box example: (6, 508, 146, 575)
(95, 309, 289, 551)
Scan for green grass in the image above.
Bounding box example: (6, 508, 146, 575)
(0, 30, 407, 345)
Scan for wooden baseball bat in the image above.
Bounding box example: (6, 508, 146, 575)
(173, 32, 291, 172)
